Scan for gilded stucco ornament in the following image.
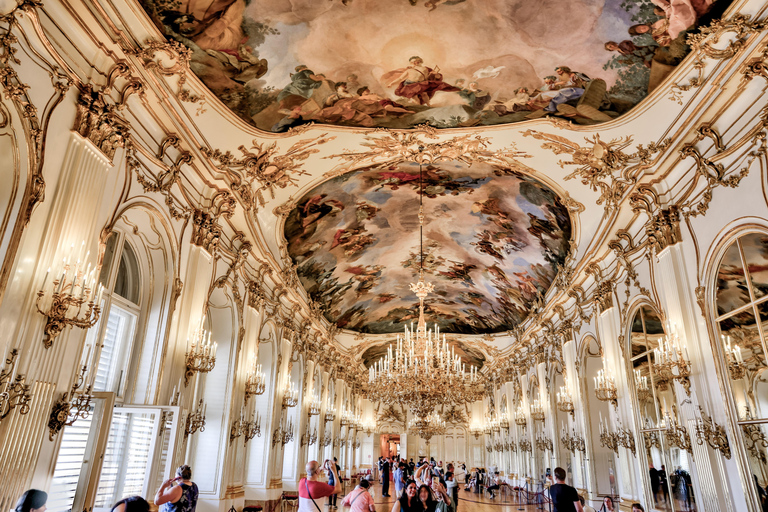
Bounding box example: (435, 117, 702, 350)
(200, 135, 334, 212)
(670, 14, 768, 103)
(190, 209, 220, 255)
(522, 130, 671, 211)
(325, 130, 530, 173)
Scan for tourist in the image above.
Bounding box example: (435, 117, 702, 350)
(444, 471, 458, 510)
(327, 457, 341, 509)
(415, 483, 437, 511)
(298, 460, 341, 512)
(433, 481, 453, 512)
(630, 504, 645, 512)
(111, 497, 150, 512)
(392, 481, 419, 512)
(155, 465, 199, 512)
(600, 496, 615, 511)
(550, 467, 583, 512)
(579, 496, 596, 512)
(341, 478, 376, 512)
(649, 465, 660, 505)
(14, 490, 47, 512)
(382, 456, 392, 497)
(395, 462, 407, 498)
(486, 471, 500, 499)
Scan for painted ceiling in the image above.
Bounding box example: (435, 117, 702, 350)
(140, 0, 727, 131)
(283, 161, 572, 334)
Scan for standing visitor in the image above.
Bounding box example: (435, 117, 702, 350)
(341, 479, 376, 512)
(600, 496, 615, 511)
(298, 460, 341, 512)
(155, 465, 199, 512)
(327, 457, 341, 510)
(395, 462, 407, 498)
(649, 465, 660, 506)
(550, 467, 583, 512)
(382, 456, 392, 497)
(444, 471, 458, 510)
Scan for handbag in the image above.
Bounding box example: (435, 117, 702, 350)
(304, 479, 323, 512)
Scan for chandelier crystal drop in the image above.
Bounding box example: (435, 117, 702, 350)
(367, 161, 483, 417)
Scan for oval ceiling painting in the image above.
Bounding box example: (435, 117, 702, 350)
(140, 0, 728, 132)
(284, 161, 572, 334)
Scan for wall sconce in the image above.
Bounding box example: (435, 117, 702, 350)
(0, 349, 32, 422)
(652, 323, 692, 396)
(721, 335, 746, 380)
(244, 359, 266, 403)
(519, 438, 532, 453)
(469, 424, 483, 439)
(324, 401, 337, 422)
(634, 369, 653, 403)
(184, 398, 206, 438)
(594, 362, 618, 408)
(694, 407, 731, 459)
(36, 242, 103, 348)
(48, 342, 101, 439)
(272, 416, 294, 446)
(531, 399, 545, 421)
(556, 385, 575, 417)
(514, 405, 527, 428)
(307, 394, 321, 417)
(244, 411, 262, 443)
(184, 319, 217, 386)
(535, 426, 553, 451)
(660, 411, 691, 453)
(560, 423, 585, 453)
(281, 378, 298, 408)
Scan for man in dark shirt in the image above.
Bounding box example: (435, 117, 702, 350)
(649, 465, 660, 505)
(382, 457, 391, 497)
(550, 467, 583, 512)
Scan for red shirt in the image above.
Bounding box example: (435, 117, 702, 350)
(298, 479, 335, 512)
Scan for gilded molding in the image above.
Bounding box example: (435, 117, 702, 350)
(190, 209, 220, 255)
(200, 135, 334, 212)
(522, 131, 671, 211)
(670, 14, 768, 103)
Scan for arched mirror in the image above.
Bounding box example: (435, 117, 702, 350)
(583, 335, 616, 498)
(629, 305, 695, 511)
(714, 233, 768, 510)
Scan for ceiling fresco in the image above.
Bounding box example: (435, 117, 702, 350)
(283, 161, 572, 334)
(140, 0, 728, 132)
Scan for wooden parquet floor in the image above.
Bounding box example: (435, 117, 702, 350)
(336, 482, 546, 512)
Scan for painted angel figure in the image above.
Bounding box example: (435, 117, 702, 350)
(383, 56, 459, 107)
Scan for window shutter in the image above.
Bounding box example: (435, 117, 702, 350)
(48, 415, 95, 512)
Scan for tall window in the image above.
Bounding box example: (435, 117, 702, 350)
(49, 233, 173, 512)
(628, 305, 694, 512)
(713, 233, 768, 510)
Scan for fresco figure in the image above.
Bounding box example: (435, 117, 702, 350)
(544, 66, 590, 113)
(277, 65, 324, 109)
(384, 56, 460, 106)
(604, 40, 656, 68)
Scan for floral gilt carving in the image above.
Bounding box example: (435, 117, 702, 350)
(522, 131, 671, 211)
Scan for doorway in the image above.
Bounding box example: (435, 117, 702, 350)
(380, 434, 400, 459)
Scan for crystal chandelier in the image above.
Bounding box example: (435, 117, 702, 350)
(367, 162, 482, 418)
(407, 411, 446, 442)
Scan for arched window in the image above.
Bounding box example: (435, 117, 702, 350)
(89, 232, 141, 396)
(713, 233, 768, 508)
(628, 305, 694, 510)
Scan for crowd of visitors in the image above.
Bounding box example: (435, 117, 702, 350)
(16, 457, 654, 512)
